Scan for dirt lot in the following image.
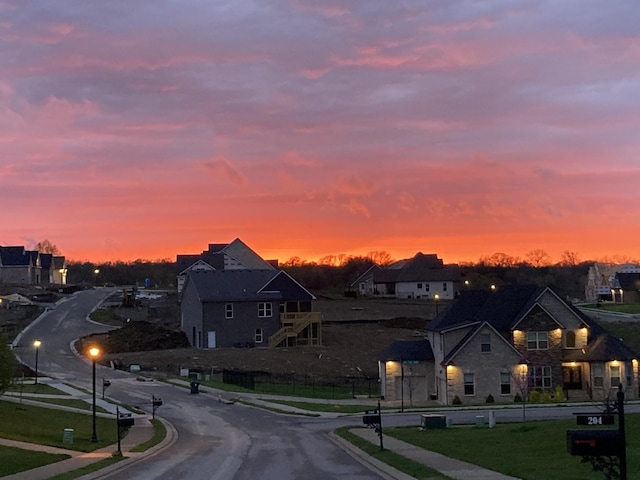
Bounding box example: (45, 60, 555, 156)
(84, 294, 438, 379)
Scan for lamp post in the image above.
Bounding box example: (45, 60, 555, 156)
(89, 346, 100, 442)
(93, 269, 100, 286)
(434, 294, 440, 316)
(33, 339, 41, 384)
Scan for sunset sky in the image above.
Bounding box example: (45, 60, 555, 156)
(1, 1, 639, 265)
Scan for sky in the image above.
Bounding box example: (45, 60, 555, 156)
(1, 1, 639, 265)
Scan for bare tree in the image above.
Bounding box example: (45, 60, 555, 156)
(558, 250, 580, 266)
(510, 364, 530, 423)
(524, 249, 552, 267)
(367, 251, 394, 266)
(479, 252, 520, 267)
(34, 239, 61, 255)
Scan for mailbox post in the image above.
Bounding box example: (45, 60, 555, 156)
(362, 400, 383, 451)
(116, 406, 135, 455)
(102, 378, 111, 399)
(152, 395, 163, 420)
(567, 384, 627, 480)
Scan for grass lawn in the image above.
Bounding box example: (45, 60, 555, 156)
(598, 321, 640, 355)
(0, 445, 70, 477)
(5, 383, 71, 395)
(335, 427, 450, 480)
(584, 303, 640, 314)
(130, 419, 166, 452)
(383, 415, 640, 480)
(267, 399, 390, 414)
(0, 400, 117, 452)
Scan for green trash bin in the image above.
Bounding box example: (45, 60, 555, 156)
(190, 381, 200, 394)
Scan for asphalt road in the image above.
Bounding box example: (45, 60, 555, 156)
(12, 289, 385, 480)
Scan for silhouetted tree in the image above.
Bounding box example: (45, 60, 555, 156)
(34, 239, 61, 255)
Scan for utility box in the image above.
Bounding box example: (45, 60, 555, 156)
(566, 429, 621, 456)
(421, 414, 446, 429)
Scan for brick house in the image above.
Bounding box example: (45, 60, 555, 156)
(379, 285, 640, 405)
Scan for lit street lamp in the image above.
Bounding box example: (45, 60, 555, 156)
(89, 346, 101, 442)
(434, 293, 440, 316)
(33, 339, 41, 384)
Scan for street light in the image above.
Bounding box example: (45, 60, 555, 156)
(434, 293, 440, 316)
(89, 346, 101, 442)
(33, 339, 41, 384)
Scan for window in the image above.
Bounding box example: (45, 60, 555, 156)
(610, 365, 621, 388)
(481, 333, 491, 352)
(565, 331, 576, 348)
(527, 331, 548, 350)
(464, 373, 475, 395)
(528, 366, 552, 388)
(443, 283, 448, 291)
(258, 302, 272, 318)
(593, 364, 603, 387)
(417, 283, 422, 289)
(500, 372, 511, 395)
(255, 328, 263, 344)
(425, 284, 430, 292)
(225, 303, 233, 319)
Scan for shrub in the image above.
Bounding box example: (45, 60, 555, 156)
(529, 390, 541, 403)
(554, 386, 565, 402)
(514, 393, 522, 403)
(452, 395, 462, 405)
(486, 394, 495, 403)
(540, 391, 553, 403)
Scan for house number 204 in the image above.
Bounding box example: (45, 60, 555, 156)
(587, 416, 603, 425)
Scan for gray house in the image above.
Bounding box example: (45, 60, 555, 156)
(180, 269, 320, 349)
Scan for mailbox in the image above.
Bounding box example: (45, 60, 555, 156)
(118, 413, 135, 428)
(363, 414, 379, 426)
(103, 379, 111, 388)
(152, 396, 163, 407)
(566, 429, 621, 456)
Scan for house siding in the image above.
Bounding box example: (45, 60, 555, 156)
(180, 280, 204, 347)
(445, 325, 521, 404)
(202, 301, 280, 348)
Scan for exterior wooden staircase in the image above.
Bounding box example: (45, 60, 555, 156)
(269, 312, 322, 348)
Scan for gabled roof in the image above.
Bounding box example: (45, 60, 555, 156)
(441, 321, 523, 366)
(377, 340, 434, 362)
(351, 252, 459, 285)
(52, 256, 66, 269)
(176, 238, 275, 274)
(183, 269, 314, 303)
(0, 246, 34, 267)
(564, 333, 638, 362)
(40, 253, 53, 270)
(428, 285, 547, 333)
(615, 272, 640, 291)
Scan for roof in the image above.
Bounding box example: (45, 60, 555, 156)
(615, 272, 640, 291)
(0, 246, 36, 267)
(428, 285, 544, 332)
(563, 333, 638, 362)
(176, 238, 275, 274)
(352, 252, 460, 285)
(377, 340, 434, 362)
(183, 269, 315, 303)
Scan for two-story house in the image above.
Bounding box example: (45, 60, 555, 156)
(176, 238, 277, 294)
(414, 285, 638, 405)
(180, 269, 320, 349)
(351, 252, 461, 300)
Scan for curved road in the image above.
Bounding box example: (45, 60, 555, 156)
(12, 289, 384, 480)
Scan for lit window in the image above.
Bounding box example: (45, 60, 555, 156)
(528, 366, 552, 388)
(527, 332, 548, 350)
(464, 373, 475, 395)
(225, 303, 233, 319)
(258, 302, 272, 318)
(500, 372, 511, 395)
(481, 333, 491, 353)
(610, 365, 621, 388)
(593, 364, 603, 387)
(255, 328, 263, 343)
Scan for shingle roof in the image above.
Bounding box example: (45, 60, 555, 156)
(428, 285, 544, 332)
(0, 246, 33, 266)
(377, 340, 434, 362)
(616, 273, 640, 291)
(184, 269, 314, 303)
(563, 333, 638, 362)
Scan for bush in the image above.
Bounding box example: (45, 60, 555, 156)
(554, 386, 565, 402)
(529, 390, 541, 403)
(486, 394, 495, 403)
(452, 395, 462, 405)
(514, 393, 522, 403)
(540, 391, 553, 403)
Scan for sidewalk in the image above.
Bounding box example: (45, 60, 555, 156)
(335, 428, 521, 480)
(0, 416, 162, 480)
